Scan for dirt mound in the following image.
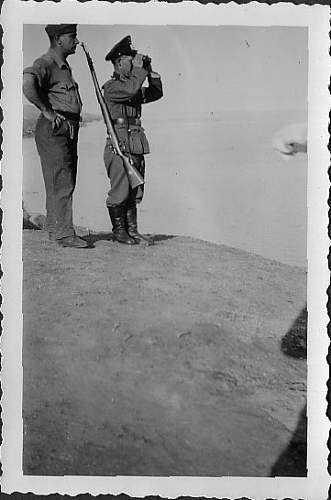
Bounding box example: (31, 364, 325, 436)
(23, 229, 306, 476)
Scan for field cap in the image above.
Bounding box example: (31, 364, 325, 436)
(105, 35, 137, 63)
(45, 24, 77, 38)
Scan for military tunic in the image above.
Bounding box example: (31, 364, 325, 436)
(102, 66, 163, 206)
(24, 49, 82, 239)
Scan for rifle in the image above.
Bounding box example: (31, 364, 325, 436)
(80, 42, 144, 190)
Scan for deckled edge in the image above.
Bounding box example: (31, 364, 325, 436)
(16, 0, 331, 7)
(2, 0, 326, 499)
(327, 17, 331, 497)
(0, 0, 4, 487)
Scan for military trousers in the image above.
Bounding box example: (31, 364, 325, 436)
(35, 114, 79, 240)
(104, 143, 145, 207)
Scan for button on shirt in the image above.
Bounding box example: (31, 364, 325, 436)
(23, 49, 82, 115)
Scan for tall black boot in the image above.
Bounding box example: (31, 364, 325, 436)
(108, 204, 136, 245)
(126, 203, 154, 245)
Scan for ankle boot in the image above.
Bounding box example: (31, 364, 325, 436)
(126, 203, 154, 245)
(108, 205, 136, 245)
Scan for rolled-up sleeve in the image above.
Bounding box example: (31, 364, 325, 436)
(23, 58, 50, 88)
(104, 67, 148, 103)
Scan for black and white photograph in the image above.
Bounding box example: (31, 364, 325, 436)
(1, 1, 329, 499)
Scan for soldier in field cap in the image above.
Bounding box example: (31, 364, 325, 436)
(102, 35, 163, 245)
(23, 24, 90, 248)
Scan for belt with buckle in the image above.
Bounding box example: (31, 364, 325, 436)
(115, 117, 141, 127)
(54, 110, 81, 122)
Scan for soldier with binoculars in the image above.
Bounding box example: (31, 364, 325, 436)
(102, 36, 163, 245)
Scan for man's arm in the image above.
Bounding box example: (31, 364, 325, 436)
(142, 72, 163, 104)
(104, 67, 148, 103)
(23, 73, 64, 127)
(138, 55, 163, 104)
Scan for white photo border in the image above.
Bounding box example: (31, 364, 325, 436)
(1, 0, 330, 498)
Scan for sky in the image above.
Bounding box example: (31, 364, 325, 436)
(23, 24, 308, 115)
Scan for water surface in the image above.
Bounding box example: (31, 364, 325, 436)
(23, 110, 307, 267)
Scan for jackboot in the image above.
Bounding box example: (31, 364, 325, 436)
(108, 204, 136, 245)
(126, 203, 154, 245)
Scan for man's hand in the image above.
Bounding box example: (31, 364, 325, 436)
(42, 109, 66, 130)
(133, 53, 144, 68)
(272, 122, 307, 157)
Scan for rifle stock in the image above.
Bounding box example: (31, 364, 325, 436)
(80, 42, 144, 190)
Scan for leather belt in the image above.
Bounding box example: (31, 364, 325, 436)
(115, 117, 141, 127)
(54, 110, 81, 122)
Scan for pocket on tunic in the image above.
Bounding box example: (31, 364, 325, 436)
(56, 82, 76, 104)
(128, 127, 150, 155)
(115, 126, 129, 152)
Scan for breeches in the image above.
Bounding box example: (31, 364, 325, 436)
(104, 145, 145, 207)
(35, 115, 79, 239)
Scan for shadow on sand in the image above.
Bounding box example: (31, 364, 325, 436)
(281, 307, 307, 360)
(22, 210, 177, 248)
(84, 232, 177, 246)
(270, 404, 307, 477)
(270, 306, 307, 477)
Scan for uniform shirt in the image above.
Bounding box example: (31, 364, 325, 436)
(103, 67, 163, 155)
(23, 48, 82, 115)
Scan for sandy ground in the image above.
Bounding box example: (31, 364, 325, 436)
(23, 228, 307, 476)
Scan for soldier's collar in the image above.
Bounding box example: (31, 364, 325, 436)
(112, 71, 130, 82)
(48, 48, 70, 70)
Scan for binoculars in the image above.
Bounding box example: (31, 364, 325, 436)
(142, 55, 152, 65)
(142, 55, 152, 70)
